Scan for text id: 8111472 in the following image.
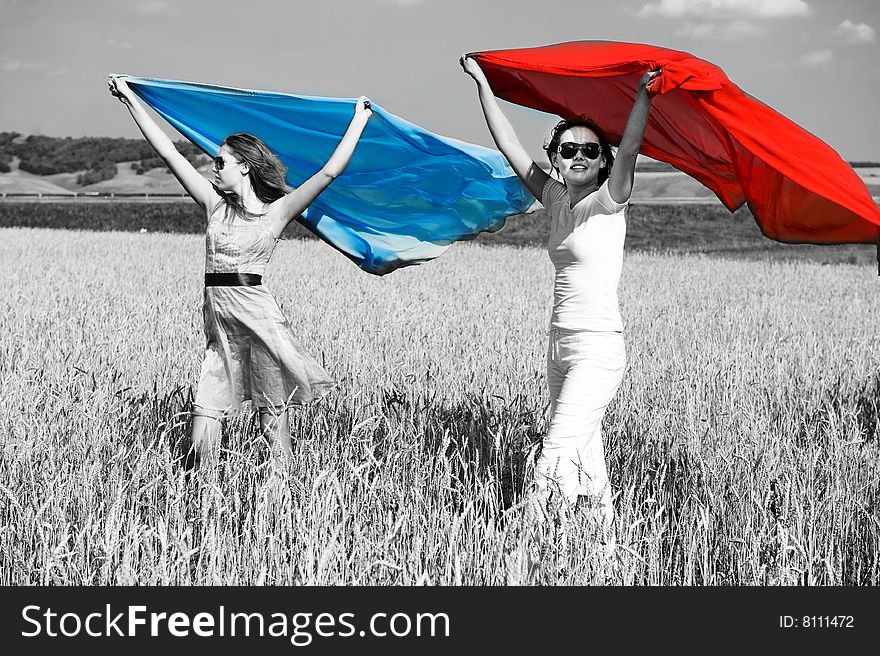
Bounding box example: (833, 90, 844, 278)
(779, 616, 854, 629)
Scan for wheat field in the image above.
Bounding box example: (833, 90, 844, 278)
(1, 226, 878, 585)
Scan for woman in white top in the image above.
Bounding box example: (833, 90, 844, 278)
(460, 55, 659, 535)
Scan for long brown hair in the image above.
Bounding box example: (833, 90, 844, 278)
(543, 116, 615, 187)
(215, 133, 290, 220)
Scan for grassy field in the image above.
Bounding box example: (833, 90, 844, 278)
(1, 225, 878, 586)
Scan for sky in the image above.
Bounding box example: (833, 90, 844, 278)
(1, 0, 878, 161)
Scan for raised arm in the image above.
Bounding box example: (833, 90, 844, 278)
(269, 97, 372, 236)
(108, 75, 218, 210)
(460, 55, 549, 202)
(608, 69, 661, 205)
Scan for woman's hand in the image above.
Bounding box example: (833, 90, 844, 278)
(354, 95, 373, 121)
(108, 74, 134, 106)
(640, 68, 663, 96)
(459, 52, 547, 201)
(106, 73, 218, 210)
(459, 54, 486, 83)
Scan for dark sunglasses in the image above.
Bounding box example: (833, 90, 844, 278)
(557, 142, 602, 160)
(213, 155, 239, 171)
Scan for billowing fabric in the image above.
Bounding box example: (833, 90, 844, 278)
(471, 41, 880, 245)
(195, 203, 334, 411)
(123, 76, 533, 275)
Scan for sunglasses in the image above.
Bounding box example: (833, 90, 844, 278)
(213, 155, 239, 171)
(557, 142, 602, 160)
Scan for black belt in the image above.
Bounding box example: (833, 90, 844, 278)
(204, 272, 263, 287)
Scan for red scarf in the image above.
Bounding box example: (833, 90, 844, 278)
(472, 41, 880, 248)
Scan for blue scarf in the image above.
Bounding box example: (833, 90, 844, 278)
(124, 76, 534, 275)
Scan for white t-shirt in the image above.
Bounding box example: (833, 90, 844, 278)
(542, 177, 628, 333)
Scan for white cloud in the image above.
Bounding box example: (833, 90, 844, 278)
(675, 19, 764, 39)
(637, 0, 811, 19)
(1, 58, 48, 72)
(834, 19, 875, 44)
(798, 49, 833, 68)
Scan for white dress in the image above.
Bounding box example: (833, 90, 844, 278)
(194, 202, 334, 412)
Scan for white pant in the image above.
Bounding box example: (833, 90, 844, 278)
(536, 329, 626, 512)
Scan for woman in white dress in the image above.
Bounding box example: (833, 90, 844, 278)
(109, 75, 372, 468)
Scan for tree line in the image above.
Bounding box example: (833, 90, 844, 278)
(1, 132, 877, 183)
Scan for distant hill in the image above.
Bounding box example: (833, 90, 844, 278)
(0, 168, 75, 195)
(0, 132, 210, 183)
(0, 155, 213, 195)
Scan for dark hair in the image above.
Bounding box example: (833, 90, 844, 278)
(543, 116, 615, 187)
(215, 133, 290, 220)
